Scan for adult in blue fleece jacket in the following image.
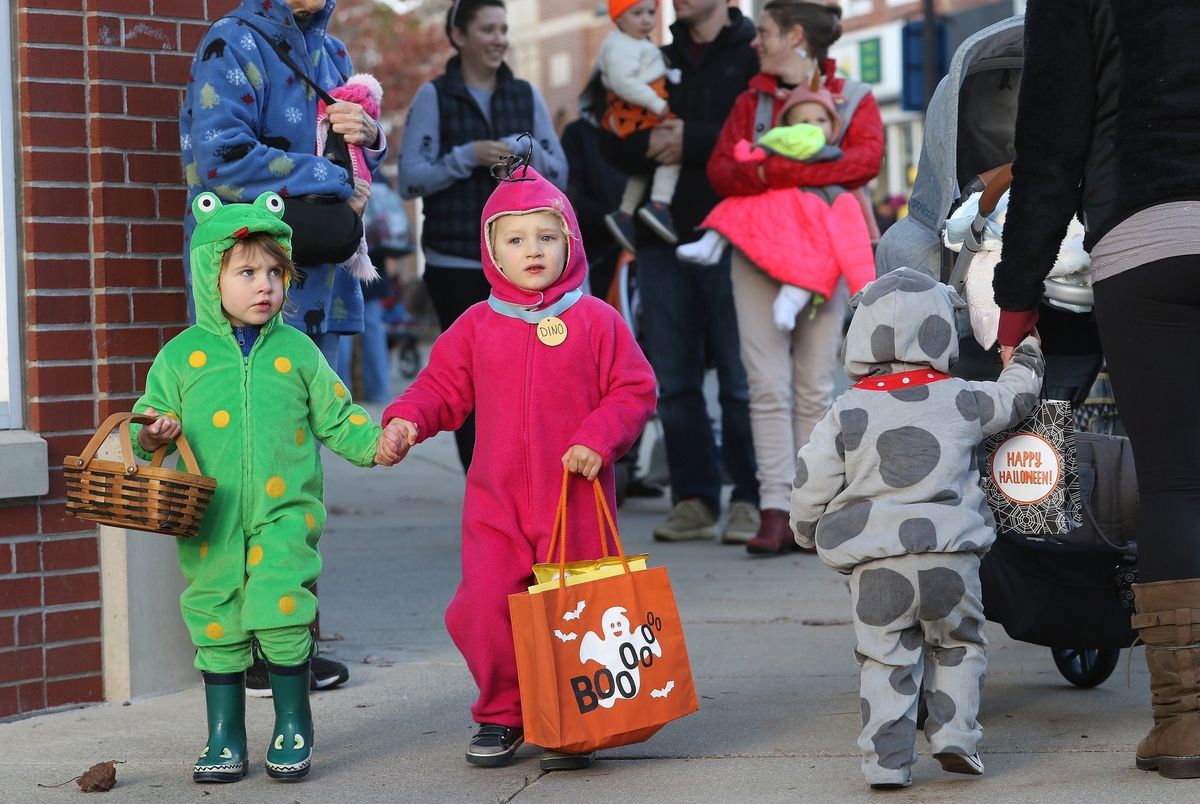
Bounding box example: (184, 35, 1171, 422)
(180, 0, 387, 367)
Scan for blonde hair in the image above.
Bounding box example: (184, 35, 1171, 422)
(487, 205, 575, 261)
(219, 233, 295, 284)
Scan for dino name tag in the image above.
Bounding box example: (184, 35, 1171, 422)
(537, 316, 568, 347)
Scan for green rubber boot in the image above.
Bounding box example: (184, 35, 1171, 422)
(193, 671, 248, 783)
(265, 660, 313, 780)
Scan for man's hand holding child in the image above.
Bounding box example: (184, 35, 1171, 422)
(376, 418, 418, 467)
(562, 444, 603, 481)
(137, 407, 181, 452)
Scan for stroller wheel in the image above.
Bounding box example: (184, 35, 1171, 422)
(398, 343, 420, 379)
(1050, 646, 1120, 688)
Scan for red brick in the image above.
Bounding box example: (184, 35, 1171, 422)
(155, 120, 180, 151)
(95, 256, 158, 288)
(45, 607, 100, 644)
(20, 80, 86, 114)
(154, 0, 210, 18)
(0, 648, 44, 685)
(25, 185, 89, 219)
(95, 0, 151, 13)
(45, 468, 69, 501)
(17, 613, 43, 646)
(128, 153, 183, 185)
(42, 537, 98, 572)
(28, 399, 96, 433)
(152, 52, 193, 86)
(93, 117, 154, 150)
(46, 674, 102, 707)
(27, 293, 91, 326)
(90, 150, 127, 183)
(42, 433, 91, 466)
(163, 324, 186, 341)
(130, 222, 181, 253)
(24, 221, 90, 255)
(20, 11, 85, 46)
(126, 85, 180, 117)
(161, 258, 184, 287)
(0, 577, 42, 610)
(93, 185, 156, 219)
(0, 506, 40, 539)
(18, 682, 46, 713)
(21, 114, 87, 149)
(122, 18, 176, 50)
(178, 21, 211, 52)
(158, 187, 185, 218)
(43, 571, 99, 606)
(26, 257, 90, 291)
(27, 364, 94, 398)
(20, 46, 85, 80)
(93, 49, 153, 82)
(96, 326, 160, 358)
(132, 291, 187, 324)
(13, 541, 40, 574)
(24, 149, 88, 183)
(91, 82, 124, 114)
(23, 0, 84, 12)
(133, 360, 153, 386)
(209, 0, 240, 17)
(87, 14, 121, 46)
(97, 362, 134, 394)
(95, 291, 131, 325)
(94, 222, 129, 254)
(27, 329, 94, 362)
(97, 395, 141, 422)
(41, 503, 95, 535)
(46, 641, 100, 676)
(0, 685, 17, 719)
(0, 616, 12, 648)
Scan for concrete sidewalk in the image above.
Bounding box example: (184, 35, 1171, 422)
(0, 407, 1174, 803)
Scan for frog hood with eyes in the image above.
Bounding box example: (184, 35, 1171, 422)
(190, 191, 293, 336)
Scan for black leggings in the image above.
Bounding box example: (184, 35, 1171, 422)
(1094, 254, 1200, 582)
(422, 265, 493, 473)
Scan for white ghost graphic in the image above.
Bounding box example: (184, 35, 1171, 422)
(579, 606, 663, 708)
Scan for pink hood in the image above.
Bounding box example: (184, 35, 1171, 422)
(480, 166, 587, 310)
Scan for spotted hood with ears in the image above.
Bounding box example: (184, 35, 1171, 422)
(479, 165, 587, 311)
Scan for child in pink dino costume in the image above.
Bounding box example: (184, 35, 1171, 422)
(683, 84, 876, 330)
(316, 72, 382, 282)
(378, 163, 657, 772)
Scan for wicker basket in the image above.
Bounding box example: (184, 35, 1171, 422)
(64, 412, 216, 538)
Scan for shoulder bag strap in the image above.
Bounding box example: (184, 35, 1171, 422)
(237, 18, 339, 107)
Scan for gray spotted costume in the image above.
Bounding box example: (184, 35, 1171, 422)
(789, 268, 1044, 785)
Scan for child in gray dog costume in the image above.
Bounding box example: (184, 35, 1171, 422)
(790, 268, 1043, 788)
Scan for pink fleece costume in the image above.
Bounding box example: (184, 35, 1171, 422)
(382, 167, 657, 728)
(701, 84, 876, 299)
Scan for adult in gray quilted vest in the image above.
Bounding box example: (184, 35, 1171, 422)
(789, 268, 1043, 789)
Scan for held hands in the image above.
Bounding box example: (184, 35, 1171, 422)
(734, 138, 767, 164)
(348, 178, 371, 216)
(999, 329, 1042, 367)
(137, 407, 181, 452)
(562, 444, 603, 481)
(326, 101, 379, 147)
(375, 418, 418, 467)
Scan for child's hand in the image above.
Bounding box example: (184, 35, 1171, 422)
(562, 445, 603, 481)
(137, 407, 180, 452)
(734, 138, 767, 164)
(375, 418, 417, 466)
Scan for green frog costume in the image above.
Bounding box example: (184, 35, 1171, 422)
(132, 191, 382, 783)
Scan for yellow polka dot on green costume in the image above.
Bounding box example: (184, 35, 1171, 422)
(212, 410, 230, 428)
(199, 541, 209, 560)
(279, 595, 297, 615)
(266, 476, 286, 498)
(295, 428, 305, 446)
(248, 545, 263, 566)
(304, 512, 316, 531)
(205, 622, 224, 639)
(189, 351, 207, 368)
(334, 382, 346, 398)
(274, 356, 292, 373)
(349, 413, 366, 426)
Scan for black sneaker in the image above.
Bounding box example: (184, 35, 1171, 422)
(465, 724, 524, 767)
(637, 202, 678, 244)
(246, 656, 272, 698)
(539, 750, 595, 771)
(245, 654, 349, 698)
(604, 210, 638, 254)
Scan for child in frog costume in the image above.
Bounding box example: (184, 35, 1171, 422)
(131, 191, 401, 784)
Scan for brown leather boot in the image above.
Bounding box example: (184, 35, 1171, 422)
(746, 509, 806, 556)
(1131, 578, 1200, 778)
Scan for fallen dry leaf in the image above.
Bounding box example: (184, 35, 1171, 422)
(37, 760, 124, 792)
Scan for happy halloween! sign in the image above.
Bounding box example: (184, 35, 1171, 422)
(990, 433, 1061, 504)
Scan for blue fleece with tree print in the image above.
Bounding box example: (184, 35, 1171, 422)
(180, 0, 384, 336)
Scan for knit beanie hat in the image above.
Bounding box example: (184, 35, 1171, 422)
(779, 84, 843, 142)
(609, 0, 653, 23)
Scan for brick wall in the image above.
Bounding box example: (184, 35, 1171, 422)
(1, 0, 236, 721)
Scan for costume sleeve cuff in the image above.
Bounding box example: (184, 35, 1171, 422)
(997, 307, 1040, 347)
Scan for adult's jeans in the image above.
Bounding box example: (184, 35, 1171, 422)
(636, 244, 758, 511)
(336, 299, 391, 402)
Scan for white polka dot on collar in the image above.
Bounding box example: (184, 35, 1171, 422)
(901, 377, 911, 384)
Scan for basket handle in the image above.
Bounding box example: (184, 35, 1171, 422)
(70, 411, 203, 476)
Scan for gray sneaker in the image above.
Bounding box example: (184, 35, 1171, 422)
(721, 502, 760, 544)
(653, 499, 718, 542)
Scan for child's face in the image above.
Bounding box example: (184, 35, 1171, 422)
(218, 241, 285, 327)
(491, 210, 568, 293)
(784, 101, 834, 140)
(617, 0, 657, 39)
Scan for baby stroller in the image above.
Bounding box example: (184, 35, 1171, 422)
(877, 16, 1136, 688)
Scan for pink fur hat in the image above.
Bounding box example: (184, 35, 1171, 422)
(328, 73, 383, 120)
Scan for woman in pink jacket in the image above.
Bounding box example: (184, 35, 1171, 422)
(381, 160, 657, 772)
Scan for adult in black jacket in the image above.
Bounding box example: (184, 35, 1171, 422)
(602, 0, 761, 545)
(994, 0, 1200, 779)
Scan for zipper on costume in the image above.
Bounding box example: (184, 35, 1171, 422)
(239, 334, 262, 535)
(522, 322, 534, 525)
